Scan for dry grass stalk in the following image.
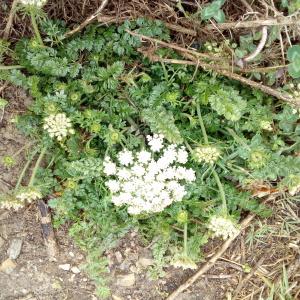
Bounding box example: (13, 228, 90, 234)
(128, 30, 300, 107)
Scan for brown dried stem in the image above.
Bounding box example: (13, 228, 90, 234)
(63, 0, 109, 39)
(128, 30, 299, 107)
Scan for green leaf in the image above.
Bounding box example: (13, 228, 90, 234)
(201, 0, 225, 20)
(287, 45, 300, 62)
(0, 97, 8, 108)
(288, 59, 300, 78)
(213, 10, 226, 23)
(142, 107, 183, 144)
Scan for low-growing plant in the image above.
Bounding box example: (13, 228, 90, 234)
(1, 16, 300, 297)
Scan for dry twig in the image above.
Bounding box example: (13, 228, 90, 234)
(63, 0, 109, 39)
(203, 17, 300, 31)
(37, 200, 59, 261)
(2, 0, 19, 40)
(128, 30, 300, 107)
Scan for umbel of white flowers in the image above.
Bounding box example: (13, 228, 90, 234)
(194, 145, 221, 164)
(207, 215, 239, 240)
(104, 134, 196, 215)
(0, 187, 42, 210)
(19, 0, 47, 7)
(43, 113, 75, 141)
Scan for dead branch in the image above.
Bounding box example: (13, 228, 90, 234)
(97, 15, 197, 36)
(37, 199, 59, 261)
(127, 30, 223, 61)
(63, 0, 109, 39)
(2, 0, 19, 40)
(203, 17, 300, 31)
(244, 26, 268, 62)
(128, 30, 299, 107)
(139, 48, 287, 74)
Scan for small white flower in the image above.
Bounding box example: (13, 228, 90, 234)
(137, 150, 151, 164)
(118, 168, 131, 180)
(177, 147, 188, 164)
(105, 180, 120, 193)
(103, 157, 117, 176)
(208, 215, 239, 240)
(172, 254, 197, 270)
(44, 113, 74, 141)
(194, 145, 221, 164)
(131, 164, 145, 177)
(147, 134, 164, 152)
(16, 188, 42, 203)
(118, 149, 133, 166)
(19, 0, 47, 7)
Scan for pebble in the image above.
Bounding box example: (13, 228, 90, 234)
(116, 273, 135, 287)
(69, 251, 75, 257)
(115, 251, 123, 263)
(7, 238, 23, 259)
(58, 264, 70, 271)
(0, 258, 17, 274)
(112, 295, 123, 300)
(71, 266, 80, 274)
(137, 257, 154, 268)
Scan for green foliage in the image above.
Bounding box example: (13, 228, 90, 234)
(2, 17, 300, 297)
(201, 0, 226, 23)
(142, 107, 183, 143)
(287, 45, 300, 78)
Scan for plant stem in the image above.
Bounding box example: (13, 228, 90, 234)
(28, 146, 47, 187)
(30, 10, 44, 45)
(196, 102, 228, 215)
(196, 103, 208, 144)
(212, 169, 227, 214)
(183, 222, 188, 256)
(15, 149, 39, 189)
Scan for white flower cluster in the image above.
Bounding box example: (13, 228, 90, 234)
(259, 120, 273, 131)
(208, 215, 239, 240)
(16, 188, 42, 203)
(43, 113, 74, 141)
(19, 0, 47, 7)
(104, 134, 196, 215)
(0, 188, 42, 210)
(194, 145, 221, 164)
(172, 254, 197, 270)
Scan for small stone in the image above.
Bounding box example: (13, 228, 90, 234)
(71, 266, 80, 274)
(115, 251, 123, 263)
(7, 238, 23, 259)
(112, 295, 123, 300)
(69, 251, 75, 257)
(129, 265, 138, 273)
(116, 273, 135, 287)
(119, 259, 131, 271)
(69, 274, 76, 282)
(0, 258, 17, 274)
(0, 211, 9, 221)
(137, 257, 154, 268)
(58, 264, 70, 271)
